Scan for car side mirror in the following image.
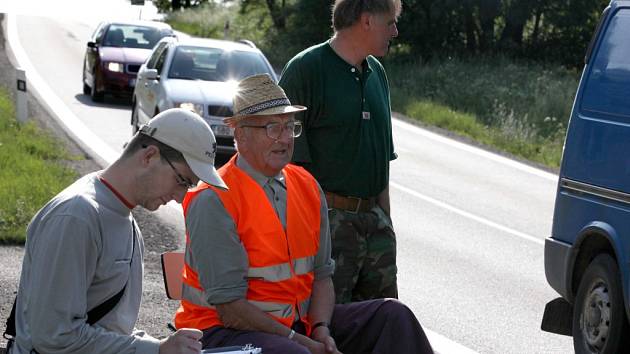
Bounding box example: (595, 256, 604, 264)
(87, 41, 97, 49)
(145, 69, 160, 81)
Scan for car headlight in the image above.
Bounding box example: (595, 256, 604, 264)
(178, 102, 204, 116)
(106, 62, 124, 73)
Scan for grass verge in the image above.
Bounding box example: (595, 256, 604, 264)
(0, 88, 79, 244)
(386, 56, 579, 168)
(403, 100, 564, 167)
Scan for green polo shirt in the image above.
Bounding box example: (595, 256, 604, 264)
(279, 40, 396, 199)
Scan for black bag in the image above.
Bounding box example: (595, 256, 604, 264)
(3, 286, 126, 350)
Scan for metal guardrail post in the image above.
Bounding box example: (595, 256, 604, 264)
(16, 68, 28, 123)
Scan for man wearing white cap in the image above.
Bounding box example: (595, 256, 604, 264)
(176, 75, 432, 354)
(6, 108, 226, 354)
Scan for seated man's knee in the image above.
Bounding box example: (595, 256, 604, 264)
(380, 298, 417, 321)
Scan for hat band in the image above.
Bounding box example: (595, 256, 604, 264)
(238, 98, 291, 115)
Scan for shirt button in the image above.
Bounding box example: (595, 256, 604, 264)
(355, 77, 359, 81)
(351, 67, 356, 72)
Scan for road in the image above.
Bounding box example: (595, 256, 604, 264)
(3, 0, 574, 352)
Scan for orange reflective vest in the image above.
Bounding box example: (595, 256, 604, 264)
(174, 156, 321, 334)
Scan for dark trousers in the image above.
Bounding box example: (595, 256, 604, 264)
(201, 299, 433, 354)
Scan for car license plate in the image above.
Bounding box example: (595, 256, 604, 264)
(129, 79, 136, 87)
(211, 125, 233, 137)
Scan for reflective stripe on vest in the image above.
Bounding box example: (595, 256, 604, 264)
(249, 300, 294, 319)
(247, 263, 292, 282)
(293, 256, 315, 276)
(182, 281, 305, 321)
(181, 282, 214, 308)
(248, 255, 314, 281)
(176, 156, 321, 332)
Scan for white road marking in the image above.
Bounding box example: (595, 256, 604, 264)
(425, 329, 479, 354)
(393, 117, 559, 182)
(392, 181, 544, 245)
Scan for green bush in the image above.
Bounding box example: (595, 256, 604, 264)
(165, 3, 291, 70)
(0, 88, 79, 244)
(167, 3, 232, 39)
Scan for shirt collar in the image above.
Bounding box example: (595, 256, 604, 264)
(325, 39, 373, 75)
(236, 155, 286, 188)
(88, 173, 131, 217)
(98, 175, 135, 209)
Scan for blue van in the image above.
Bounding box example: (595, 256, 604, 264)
(541, 1, 630, 353)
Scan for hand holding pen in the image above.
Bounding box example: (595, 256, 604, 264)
(161, 322, 203, 354)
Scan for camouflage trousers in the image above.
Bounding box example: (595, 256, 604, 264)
(328, 205, 398, 304)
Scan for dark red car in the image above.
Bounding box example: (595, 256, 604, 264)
(82, 20, 174, 102)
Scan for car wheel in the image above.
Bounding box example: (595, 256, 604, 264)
(131, 102, 140, 135)
(91, 70, 104, 102)
(573, 254, 630, 354)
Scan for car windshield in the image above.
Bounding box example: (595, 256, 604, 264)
(167, 46, 274, 82)
(103, 24, 170, 49)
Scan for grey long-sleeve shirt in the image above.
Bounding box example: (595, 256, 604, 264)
(10, 173, 159, 354)
(185, 156, 335, 306)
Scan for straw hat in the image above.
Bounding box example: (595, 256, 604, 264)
(224, 74, 306, 126)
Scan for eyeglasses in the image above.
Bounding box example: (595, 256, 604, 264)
(240, 121, 302, 140)
(162, 154, 196, 189)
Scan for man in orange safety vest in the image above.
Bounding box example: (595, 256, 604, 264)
(175, 74, 433, 354)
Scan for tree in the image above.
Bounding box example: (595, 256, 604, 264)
(478, 0, 500, 52)
(165, 0, 610, 68)
(241, 0, 289, 29)
(154, 0, 210, 11)
(499, 0, 534, 50)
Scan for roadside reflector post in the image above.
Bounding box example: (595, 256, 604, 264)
(16, 68, 28, 124)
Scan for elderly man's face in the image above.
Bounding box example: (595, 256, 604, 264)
(235, 114, 296, 176)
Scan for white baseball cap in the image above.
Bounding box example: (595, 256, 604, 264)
(139, 108, 227, 190)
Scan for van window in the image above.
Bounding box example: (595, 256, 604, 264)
(581, 9, 630, 119)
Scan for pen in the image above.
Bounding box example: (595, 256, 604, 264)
(167, 322, 177, 332)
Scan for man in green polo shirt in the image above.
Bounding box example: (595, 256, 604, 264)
(279, 0, 401, 304)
